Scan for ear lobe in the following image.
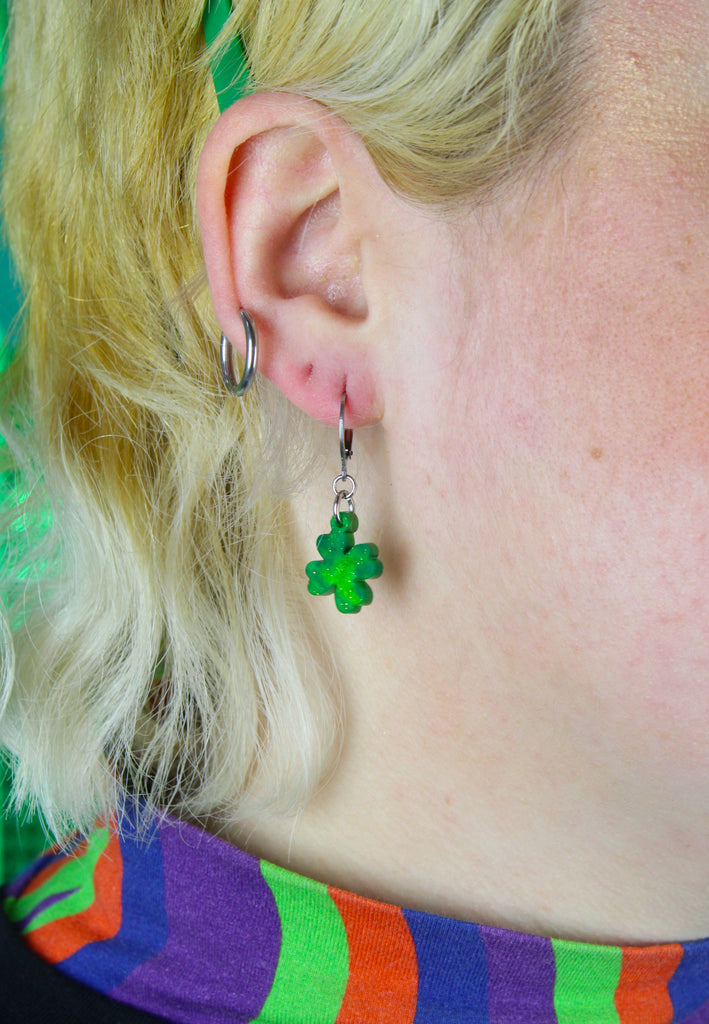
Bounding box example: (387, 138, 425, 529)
(197, 93, 383, 427)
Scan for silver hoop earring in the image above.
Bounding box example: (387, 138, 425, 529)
(220, 309, 258, 397)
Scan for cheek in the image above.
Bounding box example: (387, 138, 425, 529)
(476, 401, 709, 785)
(460, 201, 709, 775)
(498, 173, 709, 515)
(559, 305, 709, 476)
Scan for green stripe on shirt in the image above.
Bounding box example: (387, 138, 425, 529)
(553, 937, 623, 1024)
(256, 859, 349, 1024)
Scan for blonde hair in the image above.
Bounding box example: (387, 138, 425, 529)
(0, 0, 591, 835)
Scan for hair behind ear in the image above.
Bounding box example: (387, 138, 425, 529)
(0, 5, 340, 835)
(232, 0, 591, 203)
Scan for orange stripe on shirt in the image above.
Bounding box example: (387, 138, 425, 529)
(330, 887, 418, 1023)
(615, 943, 684, 1024)
(25, 828, 123, 964)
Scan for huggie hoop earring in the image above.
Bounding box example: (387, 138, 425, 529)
(220, 309, 258, 397)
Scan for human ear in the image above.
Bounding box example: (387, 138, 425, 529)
(197, 93, 385, 427)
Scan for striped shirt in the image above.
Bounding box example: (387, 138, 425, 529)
(4, 802, 709, 1023)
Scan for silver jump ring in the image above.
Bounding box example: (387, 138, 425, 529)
(333, 489, 355, 524)
(332, 473, 356, 501)
(220, 309, 258, 397)
(339, 392, 353, 480)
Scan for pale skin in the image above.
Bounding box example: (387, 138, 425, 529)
(198, 0, 709, 944)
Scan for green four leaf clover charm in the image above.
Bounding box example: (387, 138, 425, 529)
(306, 512, 383, 613)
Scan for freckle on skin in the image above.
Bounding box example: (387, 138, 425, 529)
(591, 446, 604, 461)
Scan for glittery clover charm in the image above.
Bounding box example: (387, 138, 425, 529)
(306, 511, 383, 613)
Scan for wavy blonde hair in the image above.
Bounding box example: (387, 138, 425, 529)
(0, 0, 591, 835)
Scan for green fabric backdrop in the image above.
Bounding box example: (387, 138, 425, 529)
(0, 1, 48, 882)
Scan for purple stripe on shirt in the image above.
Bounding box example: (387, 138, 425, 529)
(3, 850, 61, 899)
(676, 1001, 709, 1024)
(482, 926, 557, 1024)
(15, 887, 80, 932)
(112, 817, 281, 1024)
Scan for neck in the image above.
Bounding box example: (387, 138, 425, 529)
(228, 482, 709, 945)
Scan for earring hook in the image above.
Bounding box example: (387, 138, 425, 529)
(339, 392, 353, 480)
